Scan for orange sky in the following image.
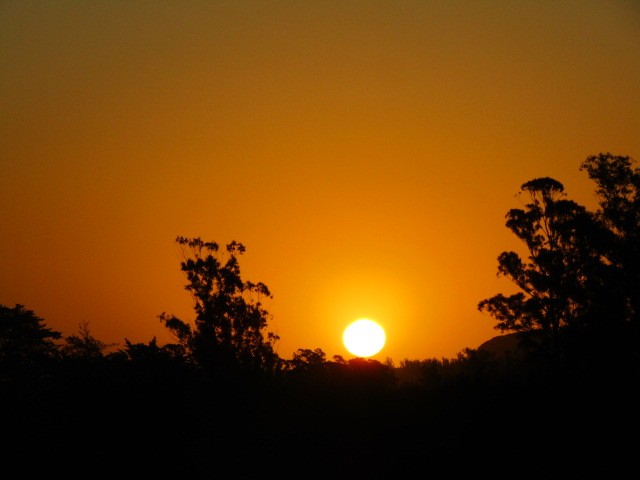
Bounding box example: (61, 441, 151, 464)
(1, 1, 639, 362)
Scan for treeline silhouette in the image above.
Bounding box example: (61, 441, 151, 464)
(2, 153, 638, 478)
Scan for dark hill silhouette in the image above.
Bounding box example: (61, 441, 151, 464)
(477, 332, 520, 357)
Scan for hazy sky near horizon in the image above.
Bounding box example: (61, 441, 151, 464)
(1, 0, 639, 362)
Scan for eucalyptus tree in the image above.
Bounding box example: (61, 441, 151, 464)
(580, 153, 640, 328)
(160, 236, 281, 375)
(479, 153, 640, 366)
(477, 177, 605, 359)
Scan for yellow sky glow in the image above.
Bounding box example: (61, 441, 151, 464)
(1, 1, 638, 362)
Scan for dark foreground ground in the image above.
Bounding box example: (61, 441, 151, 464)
(3, 365, 638, 479)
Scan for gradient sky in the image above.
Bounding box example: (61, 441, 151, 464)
(1, 0, 638, 362)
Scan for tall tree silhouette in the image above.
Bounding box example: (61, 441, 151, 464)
(477, 177, 606, 359)
(160, 236, 280, 374)
(580, 153, 640, 329)
(479, 153, 640, 367)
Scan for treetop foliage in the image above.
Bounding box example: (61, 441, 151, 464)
(0, 304, 61, 369)
(479, 152, 640, 368)
(162, 235, 279, 375)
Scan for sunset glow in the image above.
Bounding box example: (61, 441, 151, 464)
(0, 1, 638, 362)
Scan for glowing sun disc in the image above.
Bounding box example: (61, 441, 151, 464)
(343, 319, 386, 357)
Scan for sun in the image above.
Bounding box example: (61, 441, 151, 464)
(342, 318, 386, 357)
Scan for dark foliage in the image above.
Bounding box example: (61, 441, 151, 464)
(0, 303, 61, 378)
(158, 237, 281, 378)
(479, 153, 640, 373)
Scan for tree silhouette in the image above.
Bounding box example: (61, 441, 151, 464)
(478, 177, 603, 356)
(580, 153, 640, 328)
(478, 153, 640, 369)
(0, 304, 62, 376)
(60, 320, 118, 359)
(160, 236, 281, 375)
(288, 347, 326, 368)
(120, 337, 187, 363)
